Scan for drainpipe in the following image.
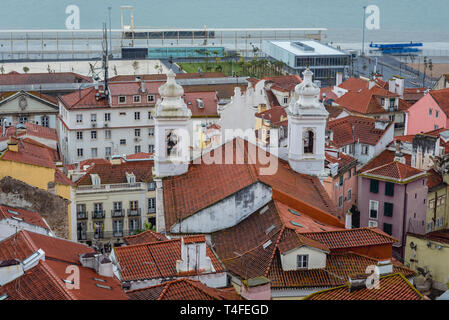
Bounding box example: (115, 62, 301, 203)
(401, 183, 408, 262)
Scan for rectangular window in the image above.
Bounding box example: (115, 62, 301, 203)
(91, 114, 97, 122)
(129, 218, 140, 232)
(361, 144, 369, 155)
(147, 181, 156, 191)
(105, 130, 111, 139)
(347, 189, 352, 201)
(370, 180, 379, 193)
(41, 116, 49, 127)
(148, 111, 153, 119)
(135, 129, 141, 137)
(104, 113, 111, 121)
(91, 148, 98, 158)
(130, 200, 139, 210)
(135, 145, 141, 153)
(147, 95, 155, 103)
(369, 200, 378, 219)
(435, 125, 439, 130)
(91, 131, 97, 139)
(118, 96, 126, 104)
(76, 131, 83, 140)
(384, 202, 393, 217)
(148, 198, 156, 213)
(148, 144, 154, 153)
(134, 112, 140, 120)
(368, 220, 378, 227)
(120, 139, 126, 145)
(383, 223, 393, 235)
(429, 199, 435, 209)
(348, 169, 351, 179)
(148, 127, 154, 136)
(105, 147, 111, 157)
(76, 114, 83, 123)
(427, 221, 434, 232)
(296, 254, 309, 269)
(133, 95, 141, 103)
(77, 148, 83, 157)
(436, 110, 439, 118)
(283, 97, 288, 104)
(339, 175, 343, 187)
(385, 182, 394, 196)
(429, 108, 432, 116)
(338, 195, 343, 208)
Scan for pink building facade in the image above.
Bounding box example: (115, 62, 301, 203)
(406, 90, 449, 135)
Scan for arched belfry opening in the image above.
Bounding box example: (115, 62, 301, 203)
(303, 130, 314, 154)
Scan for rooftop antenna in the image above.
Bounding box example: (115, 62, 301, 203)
(362, 6, 367, 56)
(102, 22, 109, 97)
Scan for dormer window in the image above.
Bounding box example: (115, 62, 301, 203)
(118, 96, 126, 104)
(133, 95, 141, 103)
(297, 254, 309, 269)
(90, 174, 101, 186)
(147, 95, 155, 103)
(126, 172, 136, 184)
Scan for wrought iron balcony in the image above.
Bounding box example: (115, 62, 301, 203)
(77, 212, 88, 220)
(127, 208, 141, 216)
(92, 210, 105, 219)
(111, 209, 125, 217)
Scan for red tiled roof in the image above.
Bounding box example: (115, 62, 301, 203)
(429, 88, 449, 117)
(255, 106, 287, 124)
(0, 230, 128, 300)
(0, 90, 59, 106)
(0, 205, 49, 230)
(327, 115, 392, 147)
(427, 169, 445, 190)
(123, 230, 168, 246)
(335, 86, 399, 115)
(301, 228, 398, 250)
(361, 161, 426, 182)
(125, 152, 153, 160)
(114, 236, 224, 282)
(325, 104, 345, 119)
(126, 278, 241, 300)
(359, 149, 411, 173)
(303, 273, 423, 300)
(0, 71, 91, 86)
(163, 138, 338, 231)
(77, 160, 154, 185)
(263, 75, 302, 92)
(320, 87, 339, 102)
(408, 229, 449, 245)
(109, 72, 226, 82)
(325, 152, 357, 172)
(54, 168, 74, 186)
(1, 138, 55, 169)
(338, 78, 370, 92)
(59, 87, 110, 110)
(184, 91, 218, 117)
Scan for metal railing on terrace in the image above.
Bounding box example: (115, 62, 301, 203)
(76, 182, 144, 193)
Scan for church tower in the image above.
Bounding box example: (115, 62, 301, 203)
(154, 70, 192, 178)
(286, 68, 328, 177)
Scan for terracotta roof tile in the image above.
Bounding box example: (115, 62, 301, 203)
(124, 230, 168, 245)
(109, 72, 226, 82)
(0, 138, 55, 169)
(304, 273, 423, 300)
(0, 205, 49, 230)
(126, 278, 241, 300)
(0, 71, 91, 86)
(429, 88, 449, 117)
(335, 86, 399, 115)
(163, 138, 338, 231)
(54, 168, 75, 186)
(361, 161, 426, 182)
(263, 75, 302, 91)
(59, 87, 109, 110)
(359, 149, 411, 173)
(114, 236, 224, 282)
(255, 106, 287, 124)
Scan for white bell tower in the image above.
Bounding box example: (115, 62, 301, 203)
(286, 68, 328, 177)
(154, 70, 192, 178)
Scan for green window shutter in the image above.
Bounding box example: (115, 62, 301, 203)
(370, 179, 379, 193)
(383, 223, 393, 235)
(384, 202, 393, 217)
(385, 182, 394, 196)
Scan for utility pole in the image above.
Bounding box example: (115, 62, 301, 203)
(362, 6, 367, 56)
(108, 7, 112, 56)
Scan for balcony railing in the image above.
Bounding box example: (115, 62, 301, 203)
(394, 122, 405, 129)
(92, 210, 105, 219)
(82, 230, 141, 241)
(76, 182, 144, 194)
(127, 208, 141, 216)
(148, 207, 156, 214)
(111, 209, 125, 217)
(77, 212, 88, 220)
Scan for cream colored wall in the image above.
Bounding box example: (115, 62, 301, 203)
(75, 189, 146, 234)
(56, 183, 74, 240)
(405, 235, 449, 289)
(0, 95, 57, 115)
(280, 246, 327, 271)
(426, 187, 448, 232)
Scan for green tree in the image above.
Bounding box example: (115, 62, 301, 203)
(23, 66, 30, 73)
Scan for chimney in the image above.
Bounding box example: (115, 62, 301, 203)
(7, 138, 18, 152)
(345, 211, 352, 229)
(377, 259, 393, 275)
(368, 79, 375, 89)
(2, 119, 7, 136)
(348, 276, 367, 292)
(336, 72, 343, 86)
(80, 252, 114, 278)
(140, 80, 146, 93)
(0, 259, 23, 286)
(394, 76, 404, 98)
(394, 140, 406, 164)
(176, 236, 212, 274)
(388, 78, 396, 94)
(240, 276, 271, 300)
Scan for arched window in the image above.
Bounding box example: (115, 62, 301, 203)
(303, 130, 314, 154)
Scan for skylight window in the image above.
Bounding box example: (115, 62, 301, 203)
(314, 220, 325, 226)
(288, 209, 301, 216)
(262, 240, 272, 249)
(96, 283, 112, 290)
(62, 279, 74, 284)
(7, 209, 20, 215)
(259, 205, 269, 215)
(93, 277, 106, 282)
(265, 225, 275, 235)
(10, 216, 23, 222)
(0, 294, 8, 300)
(290, 221, 303, 228)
